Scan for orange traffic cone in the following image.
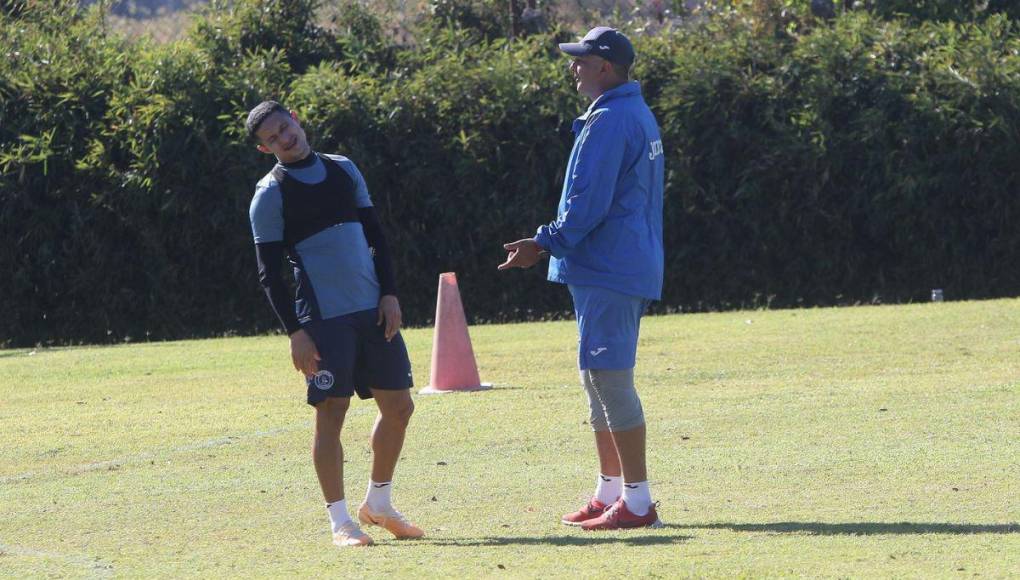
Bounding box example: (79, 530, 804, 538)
(419, 272, 492, 394)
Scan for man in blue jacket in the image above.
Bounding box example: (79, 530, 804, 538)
(500, 27, 665, 530)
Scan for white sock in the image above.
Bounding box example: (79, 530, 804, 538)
(594, 473, 622, 504)
(364, 480, 393, 512)
(622, 480, 653, 516)
(326, 499, 352, 534)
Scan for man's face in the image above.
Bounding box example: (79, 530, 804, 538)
(255, 110, 310, 164)
(569, 55, 610, 99)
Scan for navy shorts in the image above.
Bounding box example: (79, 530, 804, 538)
(302, 308, 413, 406)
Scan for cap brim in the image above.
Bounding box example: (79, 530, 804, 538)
(558, 42, 591, 57)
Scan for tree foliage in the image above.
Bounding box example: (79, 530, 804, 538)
(3, 1, 1020, 346)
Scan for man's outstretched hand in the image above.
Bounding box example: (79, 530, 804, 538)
(499, 238, 547, 270)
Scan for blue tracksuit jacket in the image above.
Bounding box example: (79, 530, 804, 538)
(535, 81, 664, 300)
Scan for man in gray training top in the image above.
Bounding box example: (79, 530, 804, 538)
(500, 27, 665, 530)
(246, 101, 424, 547)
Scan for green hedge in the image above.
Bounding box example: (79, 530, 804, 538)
(860, 0, 1020, 22)
(3, 1, 1020, 346)
(657, 10, 1020, 309)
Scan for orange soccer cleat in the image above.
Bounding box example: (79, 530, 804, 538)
(332, 521, 374, 547)
(358, 504, 425, 539)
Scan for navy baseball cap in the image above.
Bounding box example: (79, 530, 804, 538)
(558, 26, 635, 67)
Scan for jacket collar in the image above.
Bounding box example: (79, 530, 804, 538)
(577, 81, 641, 123)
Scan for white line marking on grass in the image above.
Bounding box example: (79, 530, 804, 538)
(3, 407, 377, 485)
(1, 411, 374, 485)
(0, 542, 114, 578)
(1, 423, 305, 484)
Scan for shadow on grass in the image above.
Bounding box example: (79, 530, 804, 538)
(422, 534, 690, 547)
(673, 522, 1020, 535)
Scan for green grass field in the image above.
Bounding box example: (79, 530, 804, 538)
(2, 299, 1019, 578)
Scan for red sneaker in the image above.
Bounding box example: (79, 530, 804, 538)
(580, 499, 663, 531)
(561, 497, 610, 526)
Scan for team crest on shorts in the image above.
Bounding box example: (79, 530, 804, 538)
(313, 370, 334, 390)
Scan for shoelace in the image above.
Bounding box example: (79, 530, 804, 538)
(375, 506, 410, 524)
(601, 503, 621, 522)
(336, 521, 365, 537)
